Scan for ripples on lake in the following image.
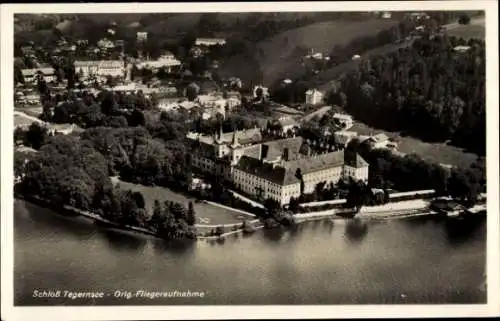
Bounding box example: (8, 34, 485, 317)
(14, 200, 486, 305)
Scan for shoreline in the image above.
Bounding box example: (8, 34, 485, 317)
(15, 194, 456, 243)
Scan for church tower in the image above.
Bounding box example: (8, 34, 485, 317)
(214, 124, 226, 158)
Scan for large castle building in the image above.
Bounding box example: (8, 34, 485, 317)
(186, 128, 369, 205)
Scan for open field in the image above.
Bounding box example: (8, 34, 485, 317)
(15, 106, 43, 118)
(350, 122, 479, 168)
(111, 178, 247, 225)
(443, 17, 485, 39)
(254, 18, 400, 85)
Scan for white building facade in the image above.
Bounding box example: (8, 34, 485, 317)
(74, 60, 125, 79)
(305, 89, 324, 105)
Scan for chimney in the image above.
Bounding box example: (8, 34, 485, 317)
(261, 144, 269, 161)
(283, 148, 289, 161)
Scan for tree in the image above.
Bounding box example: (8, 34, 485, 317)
(186, 83, 200, 101)
(458, 14, 471, 25)
(215, 225, 225, 236)
(25, 123, 49, 150)
(186, 201, 196, 225)
(345, 180, 371, 213)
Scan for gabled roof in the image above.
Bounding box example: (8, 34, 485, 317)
(370, 133, 389, 142)
(278, 117, 299, 128)
(344, 151, 369, 168)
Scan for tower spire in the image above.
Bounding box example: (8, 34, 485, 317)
(231, 130, 239, 148)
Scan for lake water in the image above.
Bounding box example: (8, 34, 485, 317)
(14, 199, 487, 305)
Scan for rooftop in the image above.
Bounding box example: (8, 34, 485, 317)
(236, 148, 353, 186)
(187, 128, 262, 147)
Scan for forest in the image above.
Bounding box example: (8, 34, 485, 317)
(346, 138, 486, 206)
(332, 35, 486, 155)
(14, 131, 197, 240)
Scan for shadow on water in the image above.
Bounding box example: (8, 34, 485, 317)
(344, 219, 368, 243)
(262, 227, 287, 243)
(99, 228, 148, 252)
(153, 238, 197, 256)
(444, 216, 486, 246)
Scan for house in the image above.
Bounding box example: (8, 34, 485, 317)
(453, 45, 472, 53)
(188, 177, 211, 192)
(195, 38, 226, 46)
(332, 113, 354, 130)
(47, 123, 83, 136)
(136, 32, 148, 42)
(334, 131, 358, 147)
(226, 97, 241, 109)
(381, 12, 392, 19)
(135, 52, 182, 73)
(97, 38, 116, 50)
(74, 60, 125, 79)
(305, 48, 324, 60)
(276, 116, 300, 134)
(21, 67, 56, 84)
(305, 89, 324, 105)
(253, 86, 269, 99)
(368, 133, 391, 149)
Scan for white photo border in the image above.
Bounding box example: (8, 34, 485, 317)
(1, 1, 499, 320)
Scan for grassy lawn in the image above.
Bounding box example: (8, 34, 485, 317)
(443, 17, 485, 40)
(111, 178, 248, 225)
(14, 114, 38, 127)
(255, 18, 400, 85)
(350, 122, 480, 168)
(15, 106, 43, 118)
(219, 18, 400, 86)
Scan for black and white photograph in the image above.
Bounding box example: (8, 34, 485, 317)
(1, 1, 499, 320)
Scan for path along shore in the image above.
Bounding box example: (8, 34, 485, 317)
(16, 194, 448, 242)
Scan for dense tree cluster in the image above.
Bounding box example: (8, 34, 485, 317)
(150, 200, 197, 240)
(14, 123, 51, 150)
(41, 90, 155, 129)
(15, 131, 197, 239)
(346, 139, 486, 205)
(338, 35, 485, 155)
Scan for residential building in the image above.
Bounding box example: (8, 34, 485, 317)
(195, 38, 226, 46)
(253, 86, 269, 98)
(276, 116, 300, 134)
(332, 113, 354, 129)
(381, 12, 392, 19)
(136, 32, 148, 42)
(21, 67, 56, 84)
(226, 97, 241, 109)
(305, 89, 324, 105)
(334, 131, 358, 147)
(74, 60, 125, 79)
(368, 133, 391, 149)
(453, 45, 471, 53)
(135, 52, 182, 72)
(97, 38, 116, 49)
